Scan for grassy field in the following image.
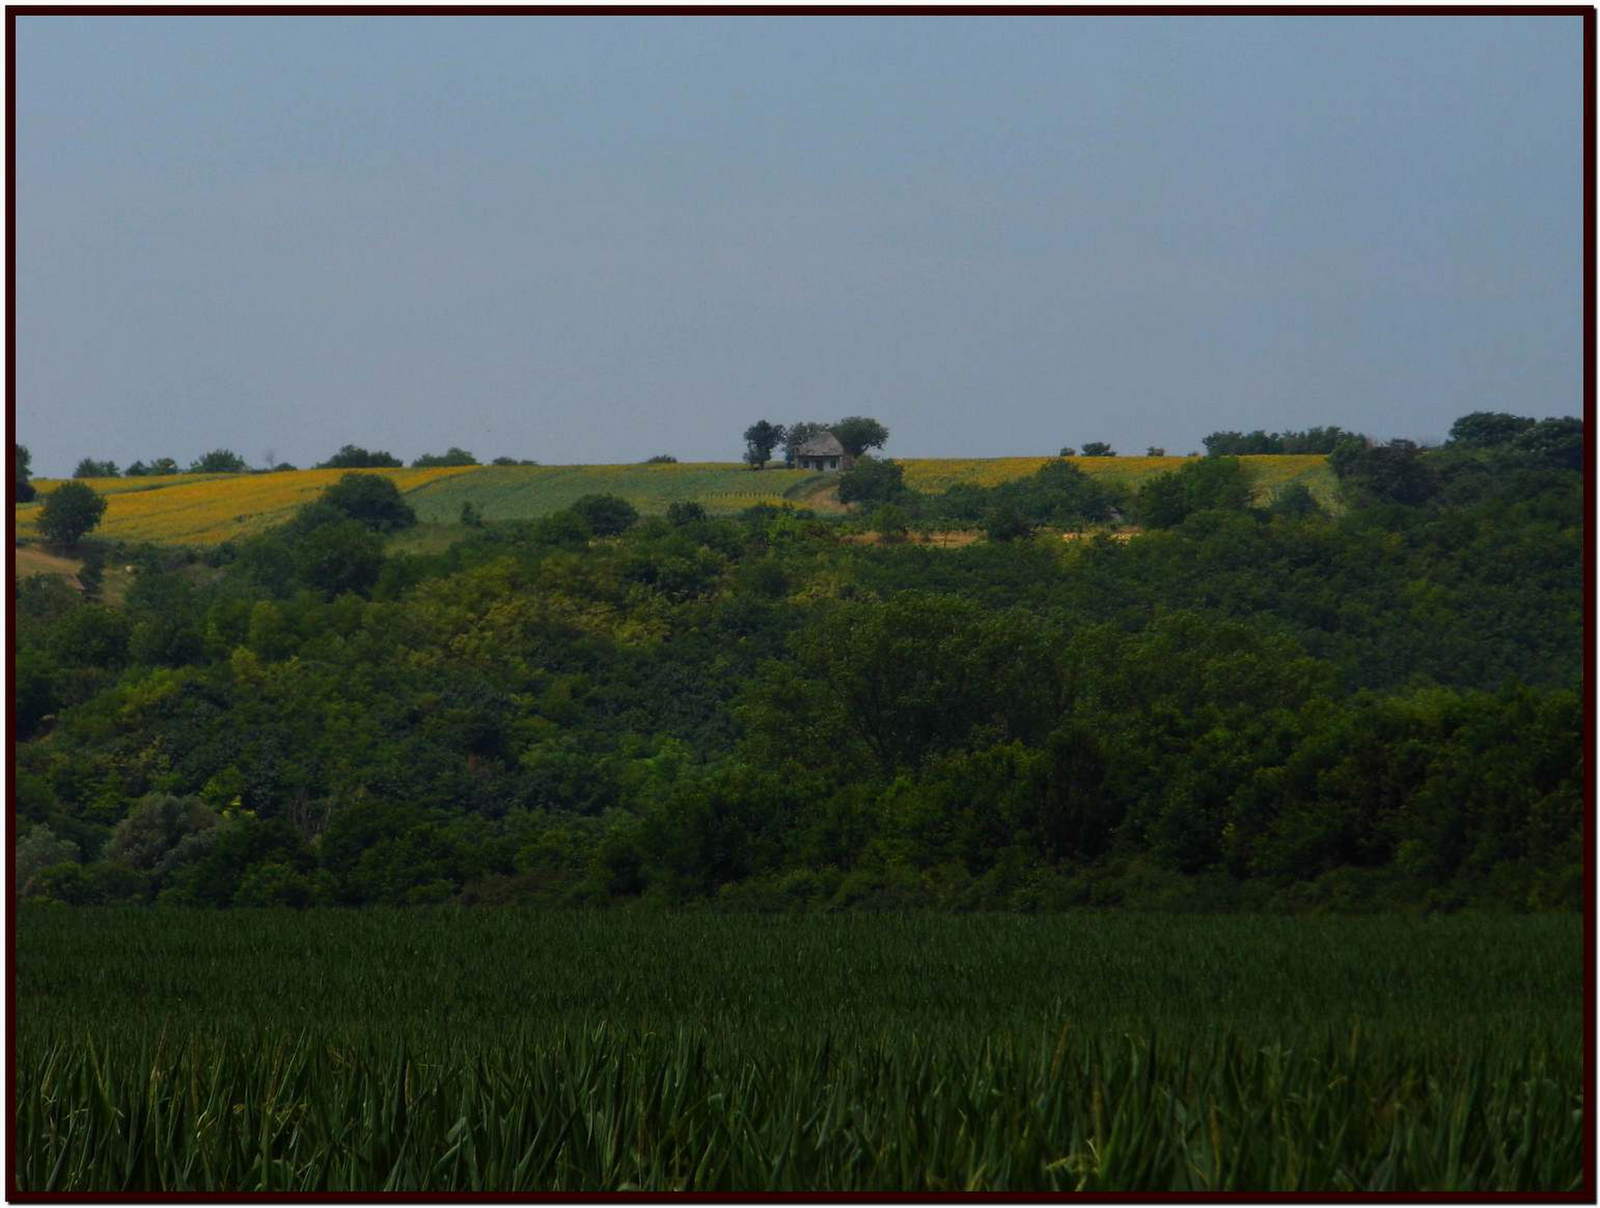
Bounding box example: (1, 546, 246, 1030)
(14, 911, 1582, 1193)
(13, 456, 1337, 548)
(898, 454, 1339, 507)
(404, 462, 819, 524)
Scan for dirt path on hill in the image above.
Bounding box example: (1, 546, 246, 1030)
(783, 475, 851, 513)
(14, 544, 83, 589)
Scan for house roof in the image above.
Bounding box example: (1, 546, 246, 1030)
(795, 431, 845, 457)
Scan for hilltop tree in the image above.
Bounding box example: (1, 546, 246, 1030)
(412, 447, 479, 468)
(831, 417, 889, 458)
(15, 444, 35, 502)
(189, 449, 250, 473)
(37, 481, 107, 548)
(73, 458, 119, 478)
(743, 421, 786, 470)
(1512, 417, 1583, 471)
(1447, 412, 1536, 449)
(318, 444, 403, 469)
(1080, 442, 1115, 457)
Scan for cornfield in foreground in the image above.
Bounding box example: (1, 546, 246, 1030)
(14, 911, 1584, 1194)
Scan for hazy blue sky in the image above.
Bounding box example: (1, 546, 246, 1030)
(15, 15, 1582, 474)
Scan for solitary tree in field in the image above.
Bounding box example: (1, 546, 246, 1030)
(37, 481, 107, 548)
(743, 421, 786, 470)
(1080, 442, 1115, 457)
(73, 458, 119, 478)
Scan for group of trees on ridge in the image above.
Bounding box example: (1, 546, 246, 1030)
(11, 410, 1582, 913)
(742, 418, 891, 468)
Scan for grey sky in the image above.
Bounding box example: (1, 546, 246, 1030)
(15, 15, 1582, 475)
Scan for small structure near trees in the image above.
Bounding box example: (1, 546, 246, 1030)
(793, 431, 854, 473)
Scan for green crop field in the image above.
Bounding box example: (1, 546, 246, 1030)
(15, 911, 1582, 1194)
(403, 462, 820, 524)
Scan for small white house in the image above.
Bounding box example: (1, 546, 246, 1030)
(794, 432, 854, 473)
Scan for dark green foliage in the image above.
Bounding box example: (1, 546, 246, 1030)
(742, 421, 785, 469)
(37, 481, 107, 547)
(293, 520, 386, 597)
(1079, 441, 1114, 457)
(16, 443, 36, 501)
(868, 504, 910, 541)
(830, 416, 889, 457)
(318, 444, 404, 469)
(666, 500, 707, 526)
(1447, 411, 1536, 448)
(8, 412, 1582, 914)
(73, 457, 119, 478)
(1267, 482, 1322, 520)
(931, 459, 1120, 533)
(490, 456, 540, 466)
(1137, 456, 1255, 528)
(412, 446, 479, 467)
(459, 500, 484, 527)
(1330, 437, 1435, 505)
(48, 604, 129, 668)
(1204, 427, 1361, 455)
(1511, 416, 1583, 471)
(983, 502, 1035, 542)
(644, 454, 678, 464)
(14, 645, 57, 738)
(317, 472, 418, 532)
(188, 449, 250, 473)
(571, 493, 640, 537)
(836, 455, 907, 506)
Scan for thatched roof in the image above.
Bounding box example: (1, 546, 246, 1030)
(795, 431, 845, 457)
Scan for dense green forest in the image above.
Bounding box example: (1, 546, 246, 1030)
(13, 417, 1584, 911)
